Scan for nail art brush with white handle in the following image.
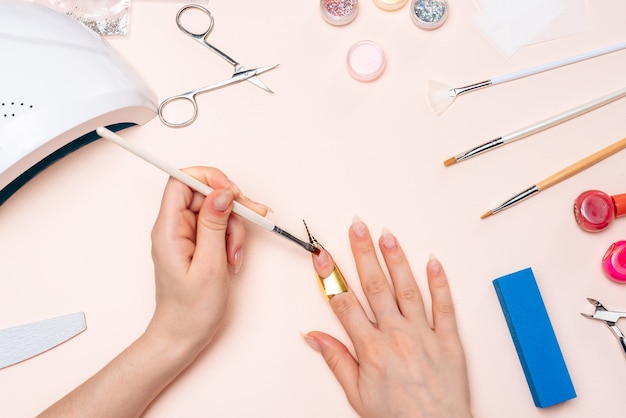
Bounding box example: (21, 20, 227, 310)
(444, 86, 626, 166)
(96, 127, 318, 254)
(429, 40, 626, 115)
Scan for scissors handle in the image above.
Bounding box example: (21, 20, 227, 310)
(158, 92, 198, 128)
(158, 72, 251, 128)
(158, 67, 277, 128)
(176, 4, 238, 67)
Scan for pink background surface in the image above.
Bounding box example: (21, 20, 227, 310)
(2, 0, 626, 416)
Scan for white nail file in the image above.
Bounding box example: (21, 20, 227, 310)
(0, 312, 86, 369)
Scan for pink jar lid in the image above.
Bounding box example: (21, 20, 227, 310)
(346, 40, 386, 82)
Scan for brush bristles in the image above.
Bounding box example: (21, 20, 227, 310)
(443, 157, 457, 167)
(427, 79, 455, 115)
(480, 210, 493, 220)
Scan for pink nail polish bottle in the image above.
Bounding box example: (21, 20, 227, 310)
(573, 190, 626, 232)
(602, 241, 626, 283)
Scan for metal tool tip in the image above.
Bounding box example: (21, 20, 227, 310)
(272, 225, 320, 255)
(480, 210, 493, 220)
(443, 157, 457, 167)
(302, 220, 323, 255)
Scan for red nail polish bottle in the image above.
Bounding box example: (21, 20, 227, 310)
(573, 190, 626, 232)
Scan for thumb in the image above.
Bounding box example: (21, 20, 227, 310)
(303, 331, 360, 408)
(192, 188, 234, 272)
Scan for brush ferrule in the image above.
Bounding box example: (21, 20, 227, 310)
(455, 137, 505, 162)
(491, 185, 539, 215)
(450, 80, 492, 97)
(272, 225, 318, 253)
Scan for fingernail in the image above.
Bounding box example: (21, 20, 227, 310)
(213, 189, 233, 212)
(352, 216, 366, 239)
(428, 253, 441, 275)
(234, 247, 243, 273)
(228, 179, 242, 196)
(302, 333, 322, 352)
(315, 248, 330, 264)
(381, 227, 396, 249)
(252, 201, 274, 214)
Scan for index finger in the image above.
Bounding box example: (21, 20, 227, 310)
(153, 167, 233, 236)
(182, 167, 269, 216)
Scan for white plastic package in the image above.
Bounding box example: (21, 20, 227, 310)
(34, 0, 131, 37)
(474, 0, 591, 58)
(31, 0, 208, 37)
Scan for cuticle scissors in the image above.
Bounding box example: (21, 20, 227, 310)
(158, 64, 279, 128)
(176, 4, 275, 94)
(581, 297, 626, 356)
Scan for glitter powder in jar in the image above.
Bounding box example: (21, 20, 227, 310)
(410, 0, 448, 29)
(320, 0, 359, 26)
(373, 0, 408, 11)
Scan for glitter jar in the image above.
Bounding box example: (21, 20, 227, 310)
(320, 0, 359, 26)
(410, 0, 448, 29)
(373, 0, 408, 11)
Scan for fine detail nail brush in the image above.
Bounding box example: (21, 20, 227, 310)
(480, 136, 626, 219)
(96, 127, 319, 254)
(444, 86, 626, 166)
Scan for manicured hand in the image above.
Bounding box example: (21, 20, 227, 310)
(39, 167, 269, 417)
(148, 166, 267, 354)
(305, 218, 472, 418)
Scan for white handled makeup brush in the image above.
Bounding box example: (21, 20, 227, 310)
(428, 40, 626, 115)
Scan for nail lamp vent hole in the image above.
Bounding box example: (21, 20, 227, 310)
(1, 101, 35, 119)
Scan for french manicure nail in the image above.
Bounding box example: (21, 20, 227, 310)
(352, 216, 366, 239)
(428, 253, 441, 275)
(302, 334, 322, 352)
(381, 227, 396, 249)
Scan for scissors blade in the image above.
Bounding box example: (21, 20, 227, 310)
(0, 312, 86, 369)
(233, 64, 279, 94)
(247, 76, 273, 94)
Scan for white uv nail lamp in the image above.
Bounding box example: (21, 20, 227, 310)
(0, 0, 157, 205)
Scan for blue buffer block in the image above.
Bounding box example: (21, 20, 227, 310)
(493, 267, 576, 408)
